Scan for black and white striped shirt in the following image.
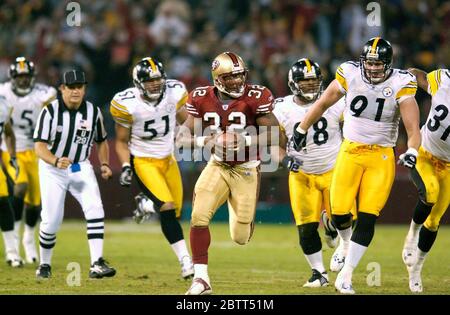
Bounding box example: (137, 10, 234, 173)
(33, 94, 107, 163)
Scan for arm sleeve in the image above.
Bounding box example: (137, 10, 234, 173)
(185, 89, 202, 118)
(396, 75, 418, 103)
(110, 99, 133, 128)
(94, 109, 108, 142)
(33, 107, 52, 143)
(254, 87, 274, 115)
(426, 69, 442, 96)
(335, 64, 348, 94)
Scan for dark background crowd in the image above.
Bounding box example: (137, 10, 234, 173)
(0, 0, 448, 221)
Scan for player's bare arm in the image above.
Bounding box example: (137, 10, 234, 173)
(176, 105, 188, 125)
(97, 139, 112, 180)
(297, 80, 344, 132)
(115, 123, 131, 165)
(34, 141, 71, 169)
(399, 97, 421, 151)
(253, 112, 280, 146)
(4, 121, 19, 178)
(408, 68, 428, 91)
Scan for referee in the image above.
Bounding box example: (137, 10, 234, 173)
(33, 70, 115, 279)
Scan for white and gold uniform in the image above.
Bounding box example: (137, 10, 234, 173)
(333, 61, 417, 216)
(274, 97, 348, 225)
(110, 80, 187, 216)
(0, 82, 56, 206)
(0, 96, 13, 197)
(411, 69, 450, 231)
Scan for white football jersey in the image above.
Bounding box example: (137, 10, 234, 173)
(110, 80, 187, 158)
(421, 69, 450, 162)
(0, 95, 12, 140)
(273, 96, 345, 174)
(336, 61, 417, 147)
(0, 82, 56, 152)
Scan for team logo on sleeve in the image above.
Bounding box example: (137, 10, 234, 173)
(382, 87, 393, 97)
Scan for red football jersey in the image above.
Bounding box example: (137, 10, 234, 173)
(186, 84, 274, 163)
(186, 84, 274, 131)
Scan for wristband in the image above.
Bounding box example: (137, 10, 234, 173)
(405, 148, 418, 157)
(122, 162, 131, 168)
(295, 125, 307, 134)
(54, 158, 59, 167)
(195, 136, 207, 148)
(244, 136, 252, 146)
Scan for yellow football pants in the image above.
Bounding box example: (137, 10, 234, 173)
(2, 150, 41, 206)
(331, 139, 395, 216)
(289, 168, 357, 226)
(412, 147, 450, 231)
(131, 155, 183, 218)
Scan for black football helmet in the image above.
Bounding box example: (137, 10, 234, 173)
(132, 57, 166, 101)
(288, 58, 323, 102)
(9, 57, 36, 96)
(360, 37, 393, 84)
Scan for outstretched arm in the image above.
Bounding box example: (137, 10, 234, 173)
(297, 80, 344, 133)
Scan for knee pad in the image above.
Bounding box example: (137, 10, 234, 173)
(297, 222, 321, 255)
(351, 212, 377, 247)
(191, 207, 212, 227)
(418, 225, 438, 252)
(230, 222, 252, 245)
(332, 213, 353, 230)
(412, 199, 433, 225)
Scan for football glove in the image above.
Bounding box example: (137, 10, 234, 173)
(292, 122, 307, 151)
(281, 156, 302, 172)
(9, 156, 19, 179)
(398, 148, 418, 169)
(120, 164, 133, 186)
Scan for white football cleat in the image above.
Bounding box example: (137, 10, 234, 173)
(402, 237, 418, 267)
(23, 234, 39, 264)
(330, 243, 345, 272)
(334, 270, 355, 294)
(407, 264, 423, 293)
(303, 269, 329, 288)
(180, 255, 194, 279)
(185, 278, 212, 295)
(6, 252, 24, 268)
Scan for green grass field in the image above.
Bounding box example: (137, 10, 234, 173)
(1, 221, 449, 295)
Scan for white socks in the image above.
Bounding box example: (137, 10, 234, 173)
(337, 226, 352, 256)
(171, 239, 191, 262)
(304, 251, 326, 273)
(194, 263, 209, 281)
(2, 230, 18, 256)
(88, 239, 103, 265)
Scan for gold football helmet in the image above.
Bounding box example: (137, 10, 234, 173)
(211, 52, 247, 98)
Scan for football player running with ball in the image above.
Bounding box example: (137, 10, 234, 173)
(273, 58, 355, 288)
(179, 52, 279, 295)
(401, 68, 450, 293)
(110, 57, 194, 279)
(292, 37, 421, 294)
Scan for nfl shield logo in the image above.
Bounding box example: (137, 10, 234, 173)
(222, 104, 229, 110)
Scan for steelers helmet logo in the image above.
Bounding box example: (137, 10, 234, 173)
(382, 87, 393, 97)
(211, 60, 220, 71)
